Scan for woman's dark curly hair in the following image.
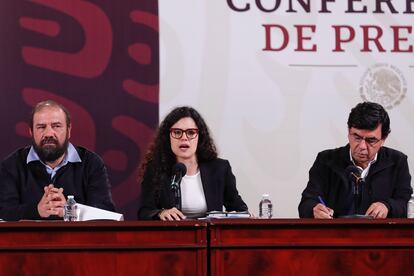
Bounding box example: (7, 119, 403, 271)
(138, 106, 218, 193)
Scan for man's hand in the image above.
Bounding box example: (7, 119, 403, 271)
(313, 203, 334, 219)
(37, 184, 66, 218)
(366, 202, 388, 219)
(159, 207, 186, 221)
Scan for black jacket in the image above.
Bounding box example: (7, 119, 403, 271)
(0, 146, 116, 221)
(138, 158, 248, 219)
(299, 145, 412, 218)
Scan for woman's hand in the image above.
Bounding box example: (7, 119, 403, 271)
(159, 207, 186, 221)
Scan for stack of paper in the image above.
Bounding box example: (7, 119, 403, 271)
(206, 211, 250, 219)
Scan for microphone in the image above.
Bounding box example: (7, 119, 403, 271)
(345, 165, 364, 214)
(345, 165, 363, 194)
(170, 163, 187, 210)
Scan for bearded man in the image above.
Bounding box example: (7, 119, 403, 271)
(0, 100, 115, 221)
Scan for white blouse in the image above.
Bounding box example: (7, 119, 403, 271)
(180, 171, 208, 218)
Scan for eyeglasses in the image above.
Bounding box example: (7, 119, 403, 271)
(350, 133, 381, 147)
(170, 128, 199, 140)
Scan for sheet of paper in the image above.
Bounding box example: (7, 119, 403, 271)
(77, 204, 124, 221)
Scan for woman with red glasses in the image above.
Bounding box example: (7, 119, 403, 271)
(137, 106, 248, 220)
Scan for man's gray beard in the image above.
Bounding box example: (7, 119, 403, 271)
(33, 138, 69, 163)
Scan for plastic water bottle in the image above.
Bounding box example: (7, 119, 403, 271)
(259, 194, 273, 219)
(64, 195, 78, 221)
(407, 195, 414, 218)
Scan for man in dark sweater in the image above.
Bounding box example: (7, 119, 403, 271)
(299, 102, 412, 219)
(0, 100, 116, 221)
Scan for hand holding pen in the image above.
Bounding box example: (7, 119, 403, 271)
(313, 196, 334, 219)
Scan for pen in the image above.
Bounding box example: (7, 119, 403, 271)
(318, 196, 327, 206)
(318, 196, 333, 218)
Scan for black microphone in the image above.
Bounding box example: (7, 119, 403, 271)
(345, 165, 364, 214)
(345, 165, 363, 195)
(170, 163, 187, 210)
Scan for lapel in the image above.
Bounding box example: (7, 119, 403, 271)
(161, 173, 175, 208)
(325, 145, 354, 186)
(28, 161, 51, 187)
(366, 147, 395, 178)
(199, 162, 213, 211)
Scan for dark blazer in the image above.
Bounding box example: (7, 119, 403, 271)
(298, 145, 412, 218)
(0, 146, 116, 221)
(138, 158, 248, 219)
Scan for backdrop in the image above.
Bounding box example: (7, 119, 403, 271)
(0, 0, 159, 220)
(158, 0, 414, 217)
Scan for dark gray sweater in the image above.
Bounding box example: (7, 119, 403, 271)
(0, 146, 115, 221)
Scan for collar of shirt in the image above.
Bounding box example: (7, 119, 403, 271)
(27, 143, 82, 179)
(349, 149, 377, 179)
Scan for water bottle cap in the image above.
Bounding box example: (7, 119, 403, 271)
(262, 194, 269, 198)
(68, 195, 74, 199)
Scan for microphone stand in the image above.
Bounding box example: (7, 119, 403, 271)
(351, 172, 364, 214)
(353, 181, 359, 214)
(342, 166, 370, 219)
(171, 174, 182, 210)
